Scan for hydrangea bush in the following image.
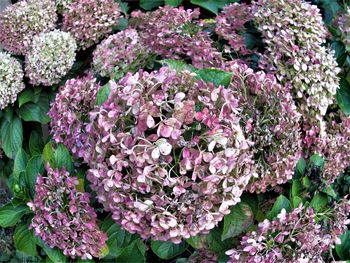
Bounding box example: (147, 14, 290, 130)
(1, 0, 350, 262)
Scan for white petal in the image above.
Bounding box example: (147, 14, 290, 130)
(151, 148, 160, 159)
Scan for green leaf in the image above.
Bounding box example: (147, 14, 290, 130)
(296, 158, 306, 177)
(160, 59, 196, 72)
(185, 235, 205, 249)
(323, 185, 337, 198)
(190, 0, 238, 14)
(195, 68, 232, 87)
(206, 228, 232, 254)
(42, 142, 56, 167)
(221, 203, 253, 241)
(115, 0, 129, 15)
(310, 154, 325, 169)
(151, 240, 188, 260)
(336, 230, 350, 260)
(26, 155, 44, 197)
(36, 238, 67, 263)
(96, 84, 110, 106)
(267, 195, 292, 220)
(101, 215, 139, 258)
(310, 193, 328, 212)
(117, 239, 146, 263)
(18, 88, 41, 107)
(292, 180, 303, 197)
(0, 115, 23, 159)
(140, 0, 164, 10)
(114, 17, 129, 31)
(165, 0, 183, 6)
(336, 78, 350, 116)
(13, 148, 28, 177)
(54, 144, 74, 174)
(14, 223, 38, 257)
(29, 130, 44, 155)
(292, 196, 303, 208)
(0, 202, 28, 228)
(17, 103, 50, 124)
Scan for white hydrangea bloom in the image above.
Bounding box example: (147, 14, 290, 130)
(0, 52, 25, 109)
(25, 30, 77, 86)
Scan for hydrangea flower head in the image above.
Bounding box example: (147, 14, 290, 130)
(48, 73, 101, 162)
(215, 3, 252, 55)
(62, 0, 121, 50)
(226, 62, 302, 193)
(0, 52, 25, 110)
(25, 30, 77, 86)
(131, 6, 224, 68)
(226, 199, 350, 262)
(93, 29, 151, 79)
(0, 0, 57, 55)
(86, 67, 251, 243)
(28, 166, 108, 260)
(253, 0, 340, 118)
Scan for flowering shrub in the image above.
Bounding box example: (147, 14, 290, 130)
(226, 200, 350, 262)
(28, 165, 108, 260)
(93, 29, 151, 79)
(86, 68, 251, 243)
(0, 52, 25, 110)
(0, 0, 57, 55)
(62, 0, 121, 50)
(25, 30, 77, 86)
(48, 73, 100, 161)
(253, 0, 340, 118)
(131, 6, 223, 68)
(1, 0, 350, 262)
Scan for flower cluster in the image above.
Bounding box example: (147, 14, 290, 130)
(49, 73, 101, 161)
(253, 0, 340, 118)
(337, 8, 350, 49)
(93, 29, 151, 79)
(28, 166, 108, 260)
(305, 112, 350, 185)
(85, 67, 251, 243)
(62, 0, 121, 50)
(226, 200, 350, 262)
(131, 6, 223, 68)
(0, 52, 25, 110)
(226, 62, 302, 193)
(25, 30, 77, 86)
(215, 3, 252, 55)
(0, 0, 57, 55)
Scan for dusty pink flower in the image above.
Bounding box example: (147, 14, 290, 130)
(216, 3, 252, 55)
(28, 166, 108, 260)
(63, 0, 121, 50)
(227, 199, 350, 262)
(131, 6, 224, 68)
(93, 29, 151, 79)
(48, 73, 101, 162)
(86, 67, 251, 243)
(226, 62, 302, 193)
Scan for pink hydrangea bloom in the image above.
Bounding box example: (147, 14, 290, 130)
(226, 199, 350, 262)
(85, 67, 251, 243)
(0, 0, 57, 55)
(93, 29, 151, 79)
(28, 166, 108, 260)
(48, 73, 101, 162)
(305, 112, 350, 185)
(226, 62, 302, 193)
(131, 6, 224, 68)
(188, 249, 218, 263)
(62, 0, 121, 50)
(215, 3, 252, 55)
